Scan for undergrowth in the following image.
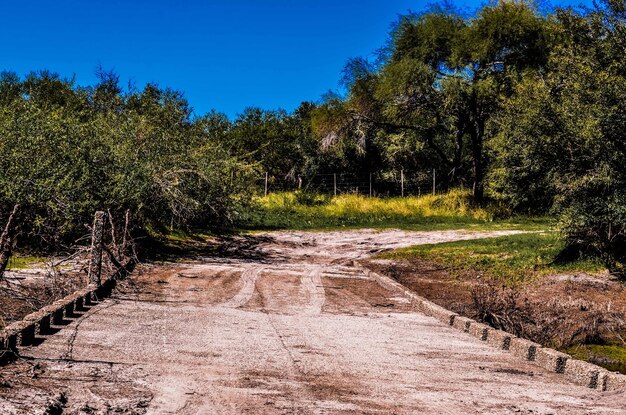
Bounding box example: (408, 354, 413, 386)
(241, 189, 549, 231)
(378, 232, 604, 283)
(6, 256, 45, 270)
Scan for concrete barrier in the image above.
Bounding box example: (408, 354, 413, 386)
(535, 347, 569, 373)
(420, 300, 457, 326)
(49, 303, 65, 325)
(508, 337, 539, 361)
(467, 321, 490, 341)
(62, 297, 75, 316)
(0, 258, 133, 367)
(452, 316, 472, 333)
(95, 278, 116, 298)
(564, 359, 604, 389)
(79, 287, 96, 306)
(23, 309, 52, 335)
(361, 263, 626, 391)
(1, 329, 17, 351)
(486, 329, 512, 351)
(602, 371, 626, 392)
(74, 294, 85, 311)
(0, 333, 16, 364)
(4, 321, 36, 347)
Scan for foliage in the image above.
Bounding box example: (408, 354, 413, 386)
(1, 0, 626, 273)
(0, 71, 255, 247)
(378, 232, 603, 283)
(311, 1, 554, 200)
(241, 189, 547, 231)
(490, 1, 626, 277)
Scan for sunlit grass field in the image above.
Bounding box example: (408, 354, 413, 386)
(378, 232, 604, 283)
(241, 189, 550, 232)
(6, 255, 45, 270)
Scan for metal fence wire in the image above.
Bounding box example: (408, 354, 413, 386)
(259, 170, 447, 197)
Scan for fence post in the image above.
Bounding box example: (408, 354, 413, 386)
(0, 204, 19, 281)
(264, 172, 269, 197)
(333, 173, 337, 196)
(401, 170, 404, 197)
(369, 173, 372, 197)
(432, 168, 436, 195)
(88, 211, 105, 286)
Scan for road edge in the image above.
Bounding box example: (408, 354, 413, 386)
(356, 261, 626, 393)
(0, 260, 133, 365)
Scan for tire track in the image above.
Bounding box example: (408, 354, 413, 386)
(221, 266, 264, 308)
(300, 266, 325, 316)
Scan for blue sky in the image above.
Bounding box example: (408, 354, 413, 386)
(1, 0, 592, 118)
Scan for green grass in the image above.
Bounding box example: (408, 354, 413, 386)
(241, 189, 550, 232)
(6, 255, 45, 270)
(564, 345, 626, 374)
(377, 232, 604, 283)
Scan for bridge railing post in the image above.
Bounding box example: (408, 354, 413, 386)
(88, 211, 105, 286)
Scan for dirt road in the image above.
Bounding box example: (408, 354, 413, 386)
(1, 229, 625, 414)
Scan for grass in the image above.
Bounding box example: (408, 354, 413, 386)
(241, 189, 550, 232)
(564, 344, 626, 374)
(6, 255, 45, 270)
(377, 232, 604, 283)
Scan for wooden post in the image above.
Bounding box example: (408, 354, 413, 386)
(88, 211, 105, 286)
(333, 173, 337, 196)
(401, 170, 404, 197)
(264, 172, 269, 197)
(369, 173, 372, 197)
(432, 169, 436, 195)
(0, 204, 19, 280)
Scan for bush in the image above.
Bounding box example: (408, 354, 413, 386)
(490, 4, 626, 278)
(0, 71, 255, 248)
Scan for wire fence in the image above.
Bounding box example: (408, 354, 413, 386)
(258, 170, 450, 197)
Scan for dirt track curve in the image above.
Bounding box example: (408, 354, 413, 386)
(1, 229, 625, 414)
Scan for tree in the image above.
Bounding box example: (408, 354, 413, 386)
(491, 1, 626, 277)
(313, 1, 553, 201)
(0, 71, 256, 247)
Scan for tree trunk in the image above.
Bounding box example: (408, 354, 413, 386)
(468, 112, 485, 202)
(451, 118, 465, 185)
(0, 204, 20, 280)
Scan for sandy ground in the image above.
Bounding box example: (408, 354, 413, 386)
(1, 229, 625, 414)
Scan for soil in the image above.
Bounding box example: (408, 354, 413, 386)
(1, 229, 625, 414)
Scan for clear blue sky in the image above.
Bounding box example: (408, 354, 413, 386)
(1, 0, 592, 118)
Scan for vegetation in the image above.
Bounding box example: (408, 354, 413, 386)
(375, 232, 624, 372)
(564, 344, 626, 374)
(242, 190, 549, 231)
(5, 256, 44, 271)
(378, 232, 604, 283)
(490, 2, 626, 277)
(0, 70, 256, 248)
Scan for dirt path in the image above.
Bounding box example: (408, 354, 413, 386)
(1, 229, 625, 414)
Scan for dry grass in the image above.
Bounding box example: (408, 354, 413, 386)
(243, 189, 548, 231)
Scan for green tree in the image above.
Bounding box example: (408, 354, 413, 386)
(0, 71, 256, 247)
(313, 1, 553, 200)
(491, 1, 626, 277)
